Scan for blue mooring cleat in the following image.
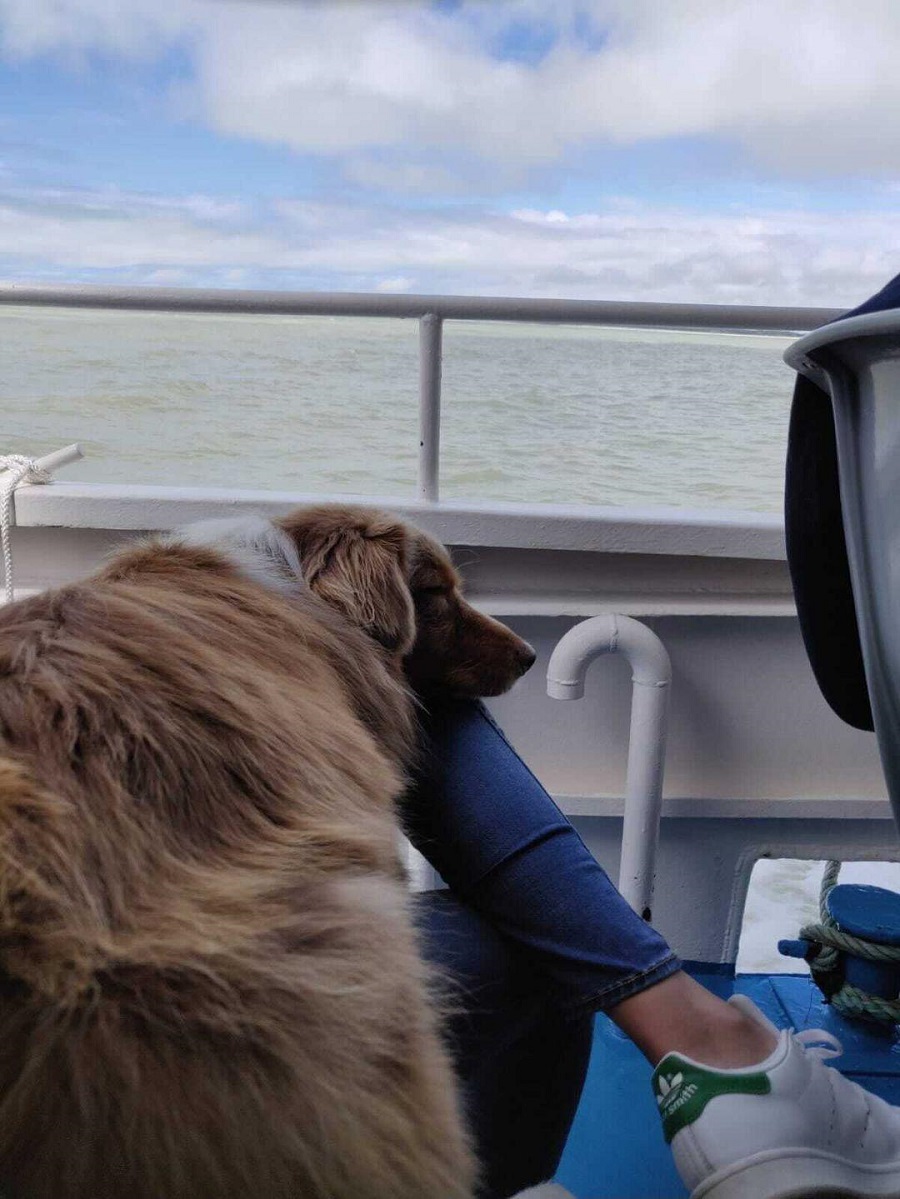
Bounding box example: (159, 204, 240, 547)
(780, 883, 900, 1026)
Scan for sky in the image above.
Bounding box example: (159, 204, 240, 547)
(1, 0, 900, 305)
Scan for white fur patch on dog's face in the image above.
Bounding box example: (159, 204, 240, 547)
(175, 516, 304, 597)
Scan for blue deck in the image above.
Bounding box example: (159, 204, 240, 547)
(555, 968, 900, 1199)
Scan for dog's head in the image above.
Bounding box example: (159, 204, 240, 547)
(279, 506, 535, 698)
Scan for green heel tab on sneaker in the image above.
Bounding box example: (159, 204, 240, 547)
(652, 1055, 771, 1144)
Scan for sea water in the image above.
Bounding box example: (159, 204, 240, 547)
(0, 304, 794, 510)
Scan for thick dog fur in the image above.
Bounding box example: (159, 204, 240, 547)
(0, 504, 535, 1199)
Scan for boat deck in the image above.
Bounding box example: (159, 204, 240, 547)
(556, 969, 900, 1199)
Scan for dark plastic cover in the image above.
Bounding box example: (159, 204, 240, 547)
(785, 271, 900, 732)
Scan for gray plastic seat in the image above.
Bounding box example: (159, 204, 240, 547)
(786, 310, 900, 827)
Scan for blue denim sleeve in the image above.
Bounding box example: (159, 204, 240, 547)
(403, 699, 680, 1014)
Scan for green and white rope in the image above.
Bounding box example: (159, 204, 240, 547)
(800, 860, 900, 1026)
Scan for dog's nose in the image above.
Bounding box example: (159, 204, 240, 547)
(517, 642, 537, 673)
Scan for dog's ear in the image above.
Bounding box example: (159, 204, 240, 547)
(280, 508, 416, 654)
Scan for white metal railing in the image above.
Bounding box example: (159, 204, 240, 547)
(0, 284, 842, 505)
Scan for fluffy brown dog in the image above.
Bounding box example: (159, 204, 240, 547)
(0, 504, 535, 1199)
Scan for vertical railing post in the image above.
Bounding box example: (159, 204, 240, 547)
(418, 313, 443, 503)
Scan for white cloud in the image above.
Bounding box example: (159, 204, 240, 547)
(0, 185, 281, 270)
(3, 0, 900, 178)
(0, 182, 896, 306)
(344, 157, 478, 196)
(375, 275, 415, 293)
(0, 0, 195, 60)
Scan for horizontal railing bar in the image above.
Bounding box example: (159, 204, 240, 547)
(0, 284, 841, 332)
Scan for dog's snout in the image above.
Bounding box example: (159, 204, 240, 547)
(517, 642, 537, 673)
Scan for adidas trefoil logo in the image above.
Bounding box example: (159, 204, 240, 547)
(656, 1071, 682, 1106)
(656, 1071, 697, 1115)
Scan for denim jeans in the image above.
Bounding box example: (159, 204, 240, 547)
(406, 699, 680, 1198)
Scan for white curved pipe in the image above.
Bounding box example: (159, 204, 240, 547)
(547, 614, 671, 920)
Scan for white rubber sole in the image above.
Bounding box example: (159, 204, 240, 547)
(694, 1150, 900, 1199)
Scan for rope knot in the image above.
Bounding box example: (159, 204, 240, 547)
(0, 455, 52, 487)
(1, 454, 58, 606)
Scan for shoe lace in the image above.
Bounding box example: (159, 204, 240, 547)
(793, 1027, 843, 1062)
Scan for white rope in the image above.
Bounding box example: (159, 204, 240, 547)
(0, 446, 84, 606)
(0, 455, 53, 606)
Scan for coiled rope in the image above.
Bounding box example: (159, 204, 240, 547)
(800, 860, 900, 1025)
(0, 455, 52, 605)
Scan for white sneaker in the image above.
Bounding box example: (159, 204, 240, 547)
(651, 995, 900, 1199)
